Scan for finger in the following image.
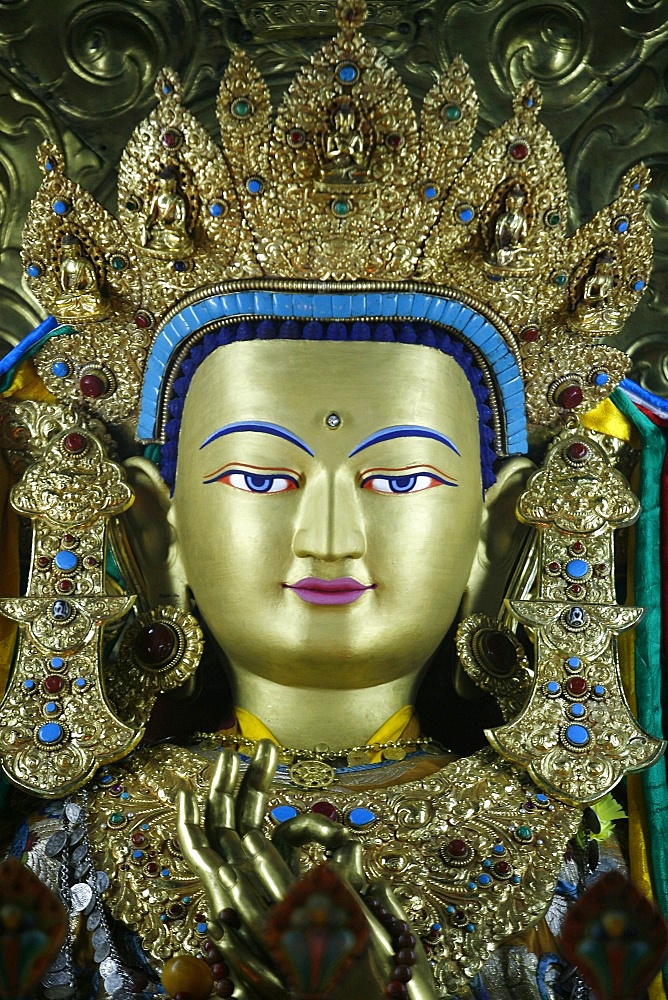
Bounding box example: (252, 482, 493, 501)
(208, 749, 240, 831)
(209, 931, 285, 1000)
(243, 829, 293, 902)
(237, 740, 279, 836)
(330, 837, 367, 893)
(366, 879, 436, 1000)
(177, 789, 226, 881)
(272, 812, 352, 863)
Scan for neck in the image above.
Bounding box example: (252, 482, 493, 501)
(230, 670, 419, 748)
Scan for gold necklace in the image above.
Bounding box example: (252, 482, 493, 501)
(194, 732, 447, 789)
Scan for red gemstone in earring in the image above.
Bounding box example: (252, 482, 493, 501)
(133, 622, 177, 667)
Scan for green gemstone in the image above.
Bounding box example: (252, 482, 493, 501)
(517, 825, 532, 840)
(547, 213, 560, 226)
(125, 200, 137, 212)
(554, 273, 567, 286)
(111, 256, 125, 271)
(333, 200, 350, 217)
(109, 812, 124, 825)
(445, 105, 461, 121)
(233, 99, 251, 117)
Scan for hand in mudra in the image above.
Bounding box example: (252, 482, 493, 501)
(177, 739, 437, 1000)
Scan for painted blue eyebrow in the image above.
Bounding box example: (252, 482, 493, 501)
(348, 425, 460, 458)
(200, 421, 315, 456)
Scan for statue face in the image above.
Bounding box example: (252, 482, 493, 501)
(171, 340, 484, 690)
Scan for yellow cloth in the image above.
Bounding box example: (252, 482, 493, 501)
(581, 396, 639, 446)
(235, 703, 416, 763)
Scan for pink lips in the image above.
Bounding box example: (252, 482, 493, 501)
(284, 577, 376, 605)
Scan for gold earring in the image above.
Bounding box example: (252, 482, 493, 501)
(107, 605, 204, 729)
(455, 613, 531, 722)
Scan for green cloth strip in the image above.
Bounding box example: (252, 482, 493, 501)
(612, 388, 668, 988)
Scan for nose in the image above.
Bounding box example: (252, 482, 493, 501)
(292, 468, 366, 562)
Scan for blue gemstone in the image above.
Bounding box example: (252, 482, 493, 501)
(546, 681, 560, 695)
(209, 202, 224, 217)
(338, 64, 358, 83)
(38, 722, 63, 745)
(162, 83, 173, 95)
(141, 823, 149, 831)
(446, 905, 455, 915)
(23, 679, 35, 691)
(75, 678, 87, 689)
(566, 656, 581, 670)
(133, 850, 144, 860)
(492, 843, 505, 855)
(458, 207, 474, 223)
(120, 791, 130, 800)
(634, 279, 645, 291)
(54, 550, 78, 572)
(53, 200, 68, 216)
(196, 921, 207, 933)
(247, 177, 263, 194)
(26, 264, 41, 278)
(432, 923, 441, 931)
(50, 657, 65, 670)
(511, 875, 521, 884)
(594, 373, 609, 386)
(478, 874, 491, 886)
(633, 181, 640, 190)
(466, 922, 475, 932)
(593, 684, 605, 697)
(45, 159, 54, 172)
(424, 185, 437, 200)
(565, 724, 590, 746)
(467, 880, 477, 890)
(52, 361, 69, 377)
(566, 559, 589, 579)
(270, 805, 298, 823)
(348, 807, 376, 828)
(569, 703, 586, 718)
(616, 219, 629, 233)
(173, 260, 187, 273)
(99, 773, 114, 784)
(45, 701, 58, 714)
(182, 896, 191, 904)
(161, 868, 170, 877)
(535, 793, 549, 805)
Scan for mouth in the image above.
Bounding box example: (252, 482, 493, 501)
(283, 577, 376, 606)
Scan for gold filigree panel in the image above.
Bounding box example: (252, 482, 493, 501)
(0, 0, 667, 389)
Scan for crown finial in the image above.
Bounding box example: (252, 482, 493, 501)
(336, 0, 367, 32)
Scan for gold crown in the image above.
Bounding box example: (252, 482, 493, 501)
(21, 0, 651, 433)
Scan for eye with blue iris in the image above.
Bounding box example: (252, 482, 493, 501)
(361, 470, 456, 493)
(205, 468, 299, 493)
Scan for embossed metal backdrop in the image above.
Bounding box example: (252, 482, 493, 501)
(0, 1, 666, 393)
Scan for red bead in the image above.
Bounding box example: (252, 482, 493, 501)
(80, 374, 107, 399)
(548, 562, 561, 573)
(37, 557, 51, 568)
(133, 622, 177, 667)
(290, 130, 305, 146)
(386, 982, 408, 998)
(44, 676, 63, 694)
(64, 432, 87, 454)
(566, 441, 589, 462)
(162, 131, 180, 148)
(566, 677, 588, 696)
(218, 908, 240, 928)
(396, 949, 416, 966)
(447, 838, 468, 858)
(594, 563, 607, 575)
(168, 903, 185, 918)
(494, 861, 511, 876)
(145, 862, 159, 874)
(310, 801, 338, 822)
(392, 966, 413, 983)
(571, 541, 585, 554)
(211, 964, 229, 979)
(568, 585, 583, 597)
(520, 326, 539, 342)
(214, 980, 234, 998)
(84, 556, 97, 567)
(132, 832, 146, 845)
(509, 141, 529, 160)
(396, 932, 416, 949)
(62, 534, 77, 546)
(556, 384, 584, 409)
(386, 133, 404, 149)
(134, 312, 152, 329)
(58, 579, 74, 593)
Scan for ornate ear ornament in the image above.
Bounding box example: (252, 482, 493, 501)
(486, 424, 666, 806)
(455, 614, 532, 722)
(108, 606, 204, 729)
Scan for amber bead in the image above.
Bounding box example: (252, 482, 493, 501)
(161, 955, 213, 1000)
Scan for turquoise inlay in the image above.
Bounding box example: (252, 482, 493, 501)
(348, 807, 376, 827)
(565, 724, 589, 746)
(138, 290, 527, 454)
(38, 723, 63, 744)
(270, 805, 298, 822)
(54, 550, 78, 572)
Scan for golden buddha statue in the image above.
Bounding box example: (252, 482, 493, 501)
(490, 186, 529, 267)
(141, 166, 193, 258)
(54, 234, 108, 321)
(1, 2, 665, 999)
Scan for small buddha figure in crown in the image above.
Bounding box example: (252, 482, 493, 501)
(322, 102, 369, 184)
(571, 251, 623, 333)
(54, 234, 108, 321)
(490, 185, 530, 267)
(141, 165, 193, 257)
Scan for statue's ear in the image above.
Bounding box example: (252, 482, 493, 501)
(116, 457, 189, 609)
(461, 456, 535, 620)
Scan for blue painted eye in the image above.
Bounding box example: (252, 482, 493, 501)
(361, 472, 455, 493)
(205, 469, 298, 493)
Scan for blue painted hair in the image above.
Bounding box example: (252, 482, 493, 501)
(158, 317, 497, 492)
